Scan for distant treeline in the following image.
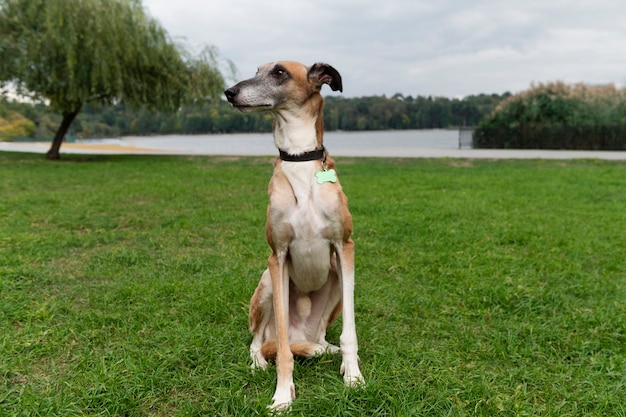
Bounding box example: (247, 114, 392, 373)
(1, 93, 508, 140)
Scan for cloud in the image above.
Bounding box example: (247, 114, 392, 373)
(142, 0, 626, 97)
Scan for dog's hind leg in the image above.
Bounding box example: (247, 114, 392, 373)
(308, 266, 342, 354)
(249, 269, 273, 370)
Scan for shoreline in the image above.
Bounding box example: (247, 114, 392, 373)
(2, 140, 626, 160)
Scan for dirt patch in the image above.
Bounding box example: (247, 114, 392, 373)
(62, 143, 167, 153)
(446, 160, 474, 167)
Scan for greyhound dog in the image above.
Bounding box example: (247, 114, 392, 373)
(224, 61, 364, 410)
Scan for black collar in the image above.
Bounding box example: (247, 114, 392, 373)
(279, 147, 325, 162)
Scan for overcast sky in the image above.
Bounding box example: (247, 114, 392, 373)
(142, 0, 626, 98)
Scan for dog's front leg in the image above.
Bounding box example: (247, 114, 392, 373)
(268, 251, 295, 411)
(335, 240, 365, 387)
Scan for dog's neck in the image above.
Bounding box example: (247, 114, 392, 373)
(272, 97, 325, 156)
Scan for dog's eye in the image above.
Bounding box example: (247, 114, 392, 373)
(273, 67, 286, 77)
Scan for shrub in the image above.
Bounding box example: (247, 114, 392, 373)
(474, 82, 626, 149)
(0, 111, 36, 141)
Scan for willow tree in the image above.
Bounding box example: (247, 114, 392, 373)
(0, 0, 224, 159)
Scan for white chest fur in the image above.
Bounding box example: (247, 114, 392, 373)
(279, 161, 342, 292)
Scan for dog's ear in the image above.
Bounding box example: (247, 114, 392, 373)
(308, 63, 343, 92)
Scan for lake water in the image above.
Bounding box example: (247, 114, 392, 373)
(121, 129, 461, 157)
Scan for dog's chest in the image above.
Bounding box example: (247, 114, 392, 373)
(278, 161, 341, 236)
(270, 161, 344, 291)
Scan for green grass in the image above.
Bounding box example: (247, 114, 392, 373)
(1, 152, 625, 416)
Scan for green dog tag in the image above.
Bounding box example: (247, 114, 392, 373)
(316, 169, 337, 184)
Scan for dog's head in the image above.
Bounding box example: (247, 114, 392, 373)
(224, 61, 342, 113)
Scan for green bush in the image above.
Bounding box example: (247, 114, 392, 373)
(475, 82, 626, 149)
(0, 111, 36, 141)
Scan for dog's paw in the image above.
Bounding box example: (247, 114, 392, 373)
(269, 383, 295, 412)
(323, 343, 340, 355)
(344, 372, 365, 387)
(250, 351, 268, 371)
(340, 361, 365, 387)
(310, 342, 339, 356)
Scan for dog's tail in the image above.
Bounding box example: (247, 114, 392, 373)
(260, 341, 328, 359)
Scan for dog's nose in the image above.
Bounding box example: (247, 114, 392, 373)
(224, 87, 238, 102)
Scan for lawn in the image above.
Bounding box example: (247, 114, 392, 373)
(1, 151, 625, 416)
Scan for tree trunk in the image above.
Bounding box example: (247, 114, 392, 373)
(46, 110, 80, 160)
